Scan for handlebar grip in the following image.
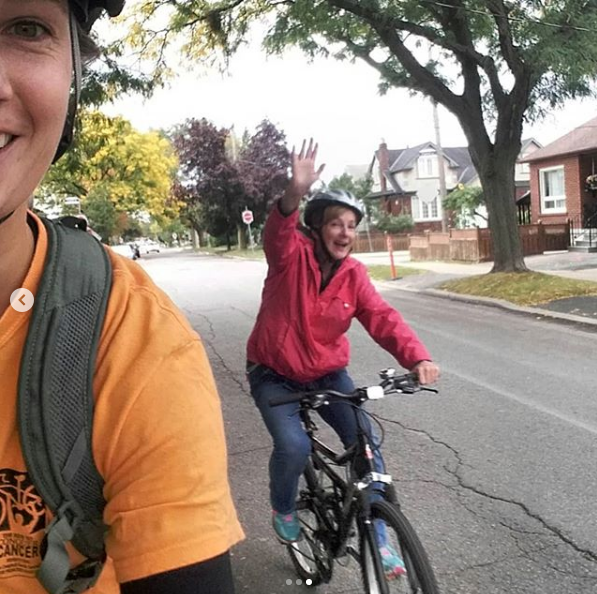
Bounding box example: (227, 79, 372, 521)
(268, 392, 305, 407)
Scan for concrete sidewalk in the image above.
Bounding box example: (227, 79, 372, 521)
(353, 250, 597, 326)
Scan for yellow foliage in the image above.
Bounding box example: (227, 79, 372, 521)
(41, 109, 179, 222)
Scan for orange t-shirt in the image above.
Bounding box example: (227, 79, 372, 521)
(0, 214, 244, 592)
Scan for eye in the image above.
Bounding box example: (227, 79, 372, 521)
(10, 21, 49, 40)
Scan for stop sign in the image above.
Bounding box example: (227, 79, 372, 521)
(242, 209, 254, 224)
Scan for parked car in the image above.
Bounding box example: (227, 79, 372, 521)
(139, 240, 161, 254)
(110, 243, 139, 260)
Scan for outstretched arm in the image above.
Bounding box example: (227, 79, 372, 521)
(278, 139, 325, 216)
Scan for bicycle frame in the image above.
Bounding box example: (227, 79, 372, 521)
(299, 403, 395, 559)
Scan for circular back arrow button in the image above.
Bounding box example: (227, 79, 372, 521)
(10, 288, 34, 312)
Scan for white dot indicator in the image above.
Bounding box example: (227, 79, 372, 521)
(306, 579, 313, 586)
(296, 579, 302, 585)
(285, 579, 292, 586)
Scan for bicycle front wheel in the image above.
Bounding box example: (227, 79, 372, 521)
(359, 500, 440, 594)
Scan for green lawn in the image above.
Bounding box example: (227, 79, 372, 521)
(203, 246, 265, 259)
(205, 248, 427, 280)
(366, 265, 426, 281)
(440, 272, 597, 306)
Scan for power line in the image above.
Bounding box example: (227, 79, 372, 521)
(417, 0, 597, 34)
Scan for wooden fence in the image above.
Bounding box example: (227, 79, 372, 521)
(409, 222, 570, 263)
(354, 231, 409, 253)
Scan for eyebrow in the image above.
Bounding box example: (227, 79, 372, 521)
(17, 0, 68, 11)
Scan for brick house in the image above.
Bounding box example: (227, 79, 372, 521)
(522, 117, 597, 237)
(370, 139, 541, 232)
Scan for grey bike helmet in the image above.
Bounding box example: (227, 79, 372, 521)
(304, 189, 364, 229)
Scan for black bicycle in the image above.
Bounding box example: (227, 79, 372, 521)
(269, 369, 440, 594)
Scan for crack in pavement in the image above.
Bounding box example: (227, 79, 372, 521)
(229, 445, 271, 457)
(190, 311, 249, 395)
(374, 414, 597, 569)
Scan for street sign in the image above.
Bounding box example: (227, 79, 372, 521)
(242, 209, 254, 225)
(64, 196, 80, 206)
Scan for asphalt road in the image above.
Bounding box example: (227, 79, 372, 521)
(140, 250, 597, 594)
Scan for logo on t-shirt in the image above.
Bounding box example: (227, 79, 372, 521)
(0, 469, 45, 578)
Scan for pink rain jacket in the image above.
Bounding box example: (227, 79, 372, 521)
(246, 205, 432, 383)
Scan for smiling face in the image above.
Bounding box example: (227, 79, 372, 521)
(0, 0, 72, 219)
(319, 206, 358, 261)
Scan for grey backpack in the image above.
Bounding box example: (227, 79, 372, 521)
(18, 216, 112, 594)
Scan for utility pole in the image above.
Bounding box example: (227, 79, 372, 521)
(433, 100, 449, 233)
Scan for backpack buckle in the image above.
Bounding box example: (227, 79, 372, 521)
(38, 503, 105, 594)
(63, 557, 106, 594)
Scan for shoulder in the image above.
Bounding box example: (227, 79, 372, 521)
(96, 248, 200, 373)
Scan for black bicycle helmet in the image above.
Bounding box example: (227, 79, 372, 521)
(52, 1, 126, 162)
(0, 1, 126, 227)
(304, 189, 364, 229)
(70, 0, 126, 31)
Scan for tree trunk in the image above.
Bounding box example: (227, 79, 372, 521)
(476, 157, 528, 273)
(237, 223, 247, 250)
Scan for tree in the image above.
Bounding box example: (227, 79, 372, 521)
(239, 120, 290, 225)
(39, 110, 179, 237)
(172, 118, 289, 249)
(374, 213, 415, 235)
(443, 185, 486, 228)
(126, 1, 597, 272)
(84, 188, 118, 242)
(328, 173, 373, 201)
(173, 118, 247, 249)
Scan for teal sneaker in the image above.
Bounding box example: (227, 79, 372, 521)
(379, 544, 407, 579)
(272, 510, 300, 543)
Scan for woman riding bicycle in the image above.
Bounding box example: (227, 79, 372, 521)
(246, 139, 440, 578)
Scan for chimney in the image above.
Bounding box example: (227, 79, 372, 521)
(378, 140, 389, 192)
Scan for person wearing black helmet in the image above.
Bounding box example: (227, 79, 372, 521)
(0, 2, 242, 593)
(246, 139, 439, 578)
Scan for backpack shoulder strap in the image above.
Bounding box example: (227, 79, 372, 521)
(18, 216, 112, 594)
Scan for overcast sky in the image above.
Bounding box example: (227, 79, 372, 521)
(103, 36, 597, 182)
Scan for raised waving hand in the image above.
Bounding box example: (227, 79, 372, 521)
(280, 139, 325, 215)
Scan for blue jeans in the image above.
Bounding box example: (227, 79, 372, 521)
(248, 365, 386, 515)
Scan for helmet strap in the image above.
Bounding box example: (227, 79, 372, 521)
(53, 12, 83, 163)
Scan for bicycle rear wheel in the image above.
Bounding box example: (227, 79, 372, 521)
(286, 464, 334, 586)
(359, 500, 439, 594)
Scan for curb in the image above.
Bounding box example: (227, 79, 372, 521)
(376, 280, 597, 330)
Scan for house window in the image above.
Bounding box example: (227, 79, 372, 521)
(417, 153, 438, 178)
(412, 196, 440, 221)
(539, 166, 566, 213)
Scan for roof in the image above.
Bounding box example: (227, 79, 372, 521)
(375, 142, 476, 188)
(523, 117, 597, 162)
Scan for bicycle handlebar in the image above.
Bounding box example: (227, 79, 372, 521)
(268, 370, 438, 408)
